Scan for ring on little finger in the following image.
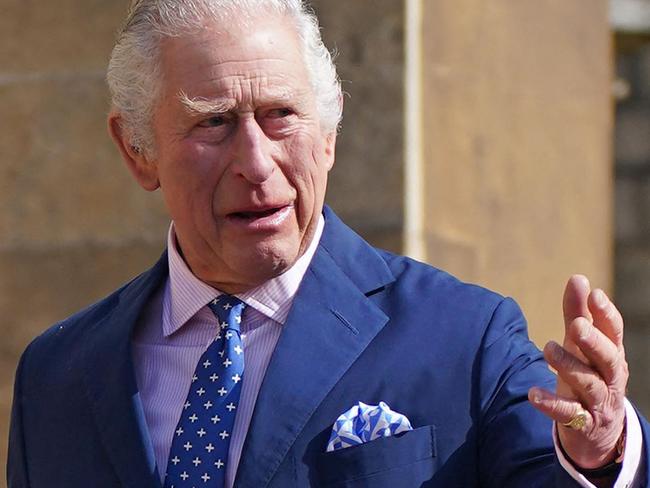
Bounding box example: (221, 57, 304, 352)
(562, 407, 588, 430)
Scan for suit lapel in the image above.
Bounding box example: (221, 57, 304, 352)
(235, 209, 395, 488)
(81, 253, 168, 488)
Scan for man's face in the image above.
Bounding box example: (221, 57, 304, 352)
(134, 17, 336, 292)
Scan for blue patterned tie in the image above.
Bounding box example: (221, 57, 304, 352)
(164, 295, 246, 488)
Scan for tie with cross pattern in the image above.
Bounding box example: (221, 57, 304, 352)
(163, 294, 246, 488)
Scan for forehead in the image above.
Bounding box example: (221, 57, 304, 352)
(158, 17, 312, 103)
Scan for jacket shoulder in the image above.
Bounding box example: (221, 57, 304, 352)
(26, 278, 131, 354)
(15, 282, 127, 392)
(16, 254, 167, 389)
(377, 248, 507, 310)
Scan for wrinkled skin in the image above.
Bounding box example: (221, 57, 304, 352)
(110, 16, 337, 293)
(529, 275, 628, 472)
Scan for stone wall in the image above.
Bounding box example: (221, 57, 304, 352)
(614, 35, 650, 416)
(419, 0, 613, 351)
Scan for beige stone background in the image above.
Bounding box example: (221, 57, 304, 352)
(1, 0, 649, 484)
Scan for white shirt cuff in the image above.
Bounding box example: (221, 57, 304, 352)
(554, 398, 644, 488)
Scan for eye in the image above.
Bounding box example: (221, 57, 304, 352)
(267, 108, 294, 119)
(198, 115, 228, 128)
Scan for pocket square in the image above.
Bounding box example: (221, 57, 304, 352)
(326, 401, 413, 452)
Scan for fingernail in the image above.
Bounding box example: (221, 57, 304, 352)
(593, 289, 607, 308)
(531, 389, 543, 404)
(549, 341, 563, 362)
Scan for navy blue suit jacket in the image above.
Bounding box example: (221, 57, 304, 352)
(8, 207, 650, 487)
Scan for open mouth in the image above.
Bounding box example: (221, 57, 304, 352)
(227, 204, 294, 228)
(231, 206, 285, 220)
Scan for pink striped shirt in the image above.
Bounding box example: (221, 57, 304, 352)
(132, 217, 324, 487)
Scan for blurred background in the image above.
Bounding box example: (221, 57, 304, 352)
(1, 0, 649, 482)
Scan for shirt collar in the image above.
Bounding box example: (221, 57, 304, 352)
(163, 216, 324, 337)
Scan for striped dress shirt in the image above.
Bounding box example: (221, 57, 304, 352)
(132, 217, 324, 487)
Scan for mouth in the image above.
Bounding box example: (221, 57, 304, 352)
(230, 206, 286, 220)
(226, 204, 294, 229)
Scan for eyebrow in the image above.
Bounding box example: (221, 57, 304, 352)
(178, 91, 233, 115)
(177, 88, 306, 115)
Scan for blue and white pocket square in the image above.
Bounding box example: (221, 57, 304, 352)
(326, 401, 413, 452)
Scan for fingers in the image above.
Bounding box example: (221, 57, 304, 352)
(566, 317, 625, 385)
(528, 387, 592, 430)
(563, 274, 592, 327)
(562, 275, 592, 365)
(588, 289, 624, 348)
(543, 341, 607, 406)
(532, 276, 629, 470)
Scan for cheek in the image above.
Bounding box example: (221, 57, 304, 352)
(158, 144, 227, 215)
(306, 138, 332, 198)
(282, 141, 319, 197)
(284, 131, 330, 178)
(172, 143, 227, 186)
(281, 141, 330, 227)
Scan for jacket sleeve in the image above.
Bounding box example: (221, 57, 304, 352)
(7, 348, 31, 488)
(475, 297, 582, 487)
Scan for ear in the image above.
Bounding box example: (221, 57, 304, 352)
(323, 131, 337, 171)
(108, 112, 160, 191)
(323, 93, 343, 172)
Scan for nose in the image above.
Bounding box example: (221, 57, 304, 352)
(231, 117, 275, 185)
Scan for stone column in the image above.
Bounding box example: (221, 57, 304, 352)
(409, 0, 613, 347)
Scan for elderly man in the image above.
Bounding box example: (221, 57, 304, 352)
(7, 1, 650, 487)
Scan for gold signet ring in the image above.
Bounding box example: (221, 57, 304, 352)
(562, 408, 588, 430)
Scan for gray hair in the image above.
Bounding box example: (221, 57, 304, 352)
(107, 0, 342, 156)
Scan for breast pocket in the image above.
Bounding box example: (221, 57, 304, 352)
(313, 425, 437, 488)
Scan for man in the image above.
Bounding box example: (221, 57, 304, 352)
(7, 1, 649, 487)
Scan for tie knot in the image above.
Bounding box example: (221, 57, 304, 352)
(207, 295, 246, 332)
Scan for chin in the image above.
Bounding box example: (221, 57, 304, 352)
(234, 242, 300, 286)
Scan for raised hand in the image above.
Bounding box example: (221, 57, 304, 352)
(528, 275, 628, 469)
